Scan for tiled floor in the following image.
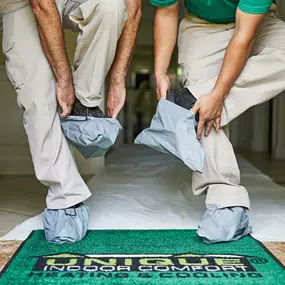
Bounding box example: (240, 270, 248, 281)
(0, 175, 92, 238)
(0, 175, 46, 238)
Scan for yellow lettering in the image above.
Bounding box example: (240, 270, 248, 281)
(178, 258, 209, 266)
(47, 258, 77, 266)
(214, 258, 243, 266)
(124, 259, 133, 266)
(84, 258, 117, 266)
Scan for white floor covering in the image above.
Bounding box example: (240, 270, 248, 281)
(2, 145, 285, 242)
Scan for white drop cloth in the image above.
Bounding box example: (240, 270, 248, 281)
(1, 145, 285, 242)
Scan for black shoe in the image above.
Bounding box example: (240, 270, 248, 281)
(70, 98, 106, 118)
(166, 87, 199, 122)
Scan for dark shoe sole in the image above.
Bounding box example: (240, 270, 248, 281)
(71, 98, 106, 118)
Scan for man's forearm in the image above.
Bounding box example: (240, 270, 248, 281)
(212, 34, 254, 98)
(154, 3, 179, 77)
(109, 0, 142, 85)
(30, 0, 72, 85)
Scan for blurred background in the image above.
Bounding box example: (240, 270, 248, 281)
(0, 0, 284, 236)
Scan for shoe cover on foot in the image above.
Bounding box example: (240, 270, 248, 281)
(197, 206, 252, 244)
(134, 99, 205, 172)
(44, 203, 90, 244)
(61, 116, 122, 159)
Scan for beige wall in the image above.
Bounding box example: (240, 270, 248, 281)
(272, 0, 285, 159)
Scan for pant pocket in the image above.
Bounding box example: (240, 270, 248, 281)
(2, 13, 26, 90)
(180, 62, 219, 87)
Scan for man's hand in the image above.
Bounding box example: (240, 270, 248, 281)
(56, 80, 75, 118)
(155, 74, 170, 100)
(107, 83, 126, 118)
(192, 91, 224, 139)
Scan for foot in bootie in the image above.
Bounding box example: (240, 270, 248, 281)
(197, 206, 252, 244)
(43, 203, 90, 244)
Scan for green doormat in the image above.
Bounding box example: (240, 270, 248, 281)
(0, 230, 284, 285)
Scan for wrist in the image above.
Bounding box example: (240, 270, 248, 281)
(109, 68, 126, 87)
(56, 65, 73, 87)
(154, 63, 169, 78)
(57, 75, 72, 88)
(154, 72, 167, 80)
(212, 84, 229, 99)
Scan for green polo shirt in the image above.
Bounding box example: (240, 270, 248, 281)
(150, 0, 273, 23)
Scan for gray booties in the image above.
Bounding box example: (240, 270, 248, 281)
(43, 203, 90, 244)
(197, 206, 252, 244)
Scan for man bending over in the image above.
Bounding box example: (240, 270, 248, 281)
(1, 0, 141, 243)
(151, 0, 285, 243)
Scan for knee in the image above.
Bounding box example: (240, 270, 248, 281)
(20, 76, 57, 124)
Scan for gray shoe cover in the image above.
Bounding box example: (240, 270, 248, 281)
(61, 116, 122, 159)
(135, 99, 205, 172)
(44, 203, 90, 244)
(197, 206, 252, 244)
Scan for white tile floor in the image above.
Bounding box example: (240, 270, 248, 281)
(0, 175, 46, 237)
(0, 210, 31, 237)
(0, 174, 94, 238)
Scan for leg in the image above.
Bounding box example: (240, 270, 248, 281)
(178, 10, 285, 209)
(1, 4, 91, 210)
(193, 128, 250, 208)
(178, 10, 285, 243)
(63, 0, 127, 107)
(178, 15, 249, 208)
